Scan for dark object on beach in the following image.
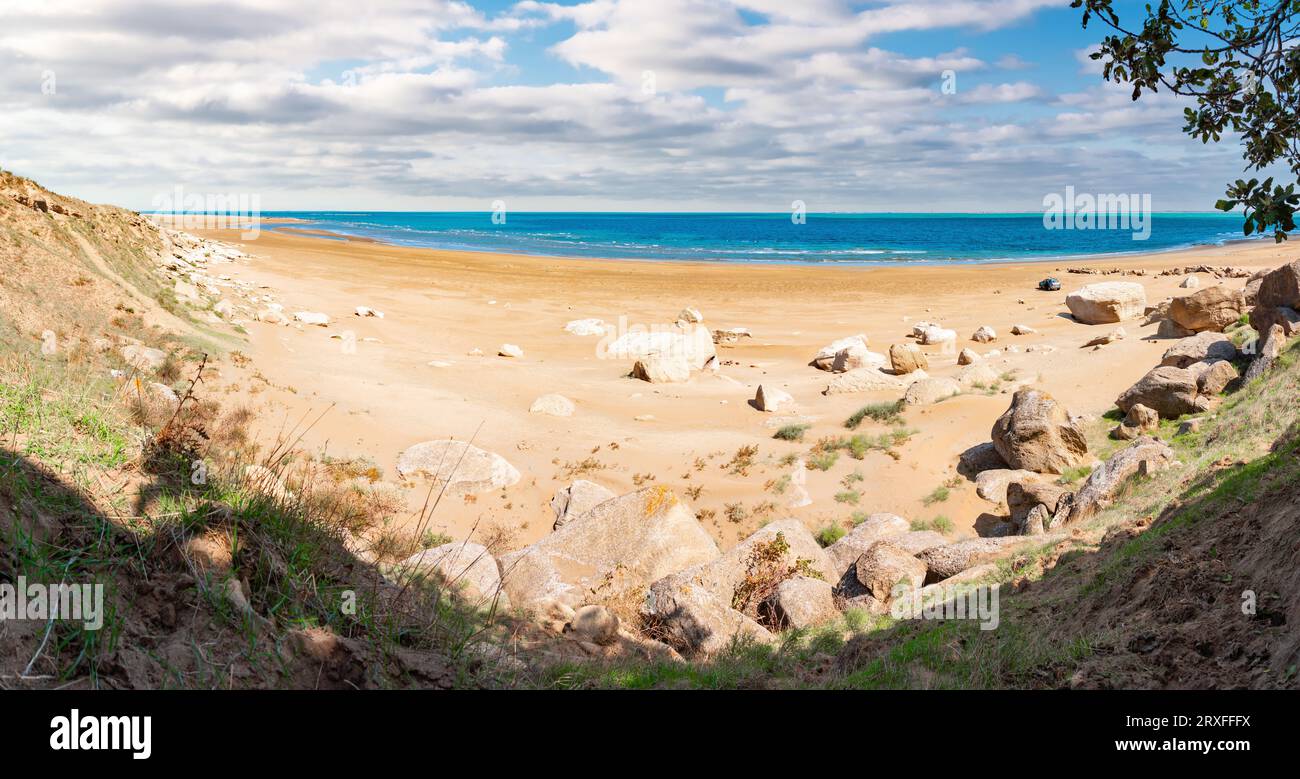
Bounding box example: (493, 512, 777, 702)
(1038, 278, 1061, 292)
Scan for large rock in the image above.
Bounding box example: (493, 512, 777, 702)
(1006, 480, 1068, 528)
(956, 362, 1000, 391)
(904, 376, 961, 406)
(550, 479, 616, 529)
(812, 335, 870, 370)
(631, 353, 691, 383)
(958, 442, 1008, 477)
(767, 576, 839, 629)
(1197, 359, 1239, 395)
(1113, 403, 1159, 440)
(824, 513, 910, 577)
(1115, 365, 1210, 418)
(918, 537, 1027, 581)
(396, 440, 521, 495)
(990, 389, 1088, 474)
(641, 580, 773, 657)
(854, 540, 927, 601)
(975, 469, 1040, 504)
(971, 326, 997, 343)
(121, 344, 166, 371)
(504, 486, 719, 609)
(400, 542, 509, 608)
(1168, 286, 1246, 333)
(918, 325, 957, 346)
(831, 344, 887, 373)
(604, 324, 717, 370)
(823, 368, 906, 395)
(889, 343, 928, 374)
(1244, 323, 1286, 382)
(529, 393, 575, 417)
(643, 519, 828, 656)
(1066, 282, 1147, 324)
(564, 318, 608, 336)
(1249, 305, 1300, 338)
(1159, 332, 1238, 369)
(754, 385, 795, 412)
(1253, 259, 1300, 310)
(1063, 436, 1174, 524)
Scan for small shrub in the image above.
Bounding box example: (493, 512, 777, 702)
(816, 524, 846, 547)
(774, 424, 810, 441)
(845, 400, 904, 429)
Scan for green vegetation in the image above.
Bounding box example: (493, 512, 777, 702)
(773, 424, 810, 442)
(845, 400, 904, 429)
(816, 524, 846, 548)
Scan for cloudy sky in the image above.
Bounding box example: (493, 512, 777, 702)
(0, 0, 1254, 211)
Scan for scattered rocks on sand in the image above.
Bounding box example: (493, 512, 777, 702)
(505, 486, 719, 610)
(400, 542, 508, 608)
(395, 440, 521, 495)
(1168, 286, 1246, 333)
(678, 307, 704, 324)
(498, 343, 524, 358)
(754, 384, 795, 412)
(354, 306, 384, 318)
(1066, 281, 1147, 324)
(990, 389, 1088, 474)
(1010, 324, 1036, 335)
(550, 479, 617, 529)
(529, 393, 575, 417)
(1159, 331, 1238, 368)
(972, 325, 997, 343)
(904, 376, 960, 406)
(889, 343, 929, 374)
(1115, 365, 1211, 418)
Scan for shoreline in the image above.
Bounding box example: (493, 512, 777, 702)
(194, 223, 1290, 554)
(247, 216, 1260, 271)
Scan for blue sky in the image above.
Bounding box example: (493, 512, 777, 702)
(0, 1, 1262, 212)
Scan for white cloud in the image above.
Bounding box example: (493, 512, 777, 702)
(0, 0, 1247, 211)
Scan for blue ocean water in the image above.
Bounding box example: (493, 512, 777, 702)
(258, 211, 1252, 266)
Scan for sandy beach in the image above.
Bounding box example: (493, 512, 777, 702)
(196, 226, 1292, 551)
